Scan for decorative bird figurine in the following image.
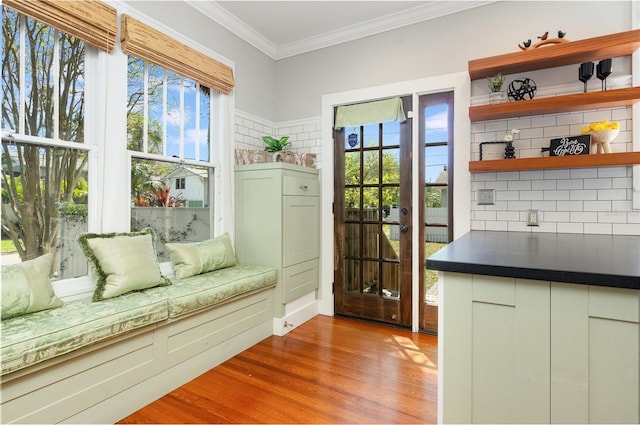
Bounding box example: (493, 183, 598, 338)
(518, 31, 569, 50)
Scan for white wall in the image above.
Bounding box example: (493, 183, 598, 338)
(274, 1, 633, 121)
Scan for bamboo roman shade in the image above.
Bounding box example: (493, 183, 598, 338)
(3, 0, 117, 52)
(121, 15, 235, 95)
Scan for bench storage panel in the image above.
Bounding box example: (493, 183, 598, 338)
(0, 264, 277, 424)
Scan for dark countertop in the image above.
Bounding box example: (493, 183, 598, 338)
(426, 231, 640, 290)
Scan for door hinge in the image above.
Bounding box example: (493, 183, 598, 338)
(332, 281, 335, 294)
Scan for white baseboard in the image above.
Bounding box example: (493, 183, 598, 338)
(273, 296, 319, 336)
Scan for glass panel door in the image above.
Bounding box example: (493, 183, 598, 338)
(419, 91, 454, 333)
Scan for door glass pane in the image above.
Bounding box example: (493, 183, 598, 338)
(344, 126, 360, 149)
(382, 148, 400, 184)
(425, 188, 448, 225)
(382, 187, 399, 220)
(425, 145, 448, 183)
(425, 239, 447, 306)
(363, 124, 379, 147)
(345, 151, 360, 184)
(382, 121, 400, 146)
(344, 259, 360, 292)
(424, 104, 448, 143)
(362, 188, 379, 218)
(362, 150, 379, 184)
(382, 262, 399, 298)
(344, 224, 359, 257)
(362, 260, 378, 295)
(363, 224, 379, 258)
(345, 188, 360, 211)
(382, 224, 399, 260)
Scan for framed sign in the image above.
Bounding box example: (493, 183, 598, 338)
(479, 141, 507, 160)
(543, 135, 591, 156)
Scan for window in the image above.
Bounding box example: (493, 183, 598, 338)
(1, 7, 91, 279)
(127, 56, 214, 254)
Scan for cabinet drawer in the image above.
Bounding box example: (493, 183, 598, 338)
(282, 259, 319, 304)
(283, 175, 318, 196)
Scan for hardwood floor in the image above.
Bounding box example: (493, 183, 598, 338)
(119, 315, 438, 424)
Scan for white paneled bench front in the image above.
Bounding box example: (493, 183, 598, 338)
(1, 230, 277, 424)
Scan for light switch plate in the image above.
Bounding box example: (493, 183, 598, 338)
(478, 189, 495, 205)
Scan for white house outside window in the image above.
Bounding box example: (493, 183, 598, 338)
(127, 57, 214, 259)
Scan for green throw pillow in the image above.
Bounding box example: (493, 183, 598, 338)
(1, 253, 63, 320)
(78, 228, 170, 301)
(165, 233, 237, 279)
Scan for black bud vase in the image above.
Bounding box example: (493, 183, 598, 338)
(504, 142, 516, 159)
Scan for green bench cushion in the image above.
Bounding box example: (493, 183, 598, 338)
(159, 264, 277, 318)
(1, 290, 168, 375)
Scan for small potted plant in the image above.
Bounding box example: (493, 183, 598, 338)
(487, 74, 505, 104)
(262, 135, 291, 162)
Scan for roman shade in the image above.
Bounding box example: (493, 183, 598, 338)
(3, 0, 117, 52)
(335, 97, 406, 128)
(121, 15, 235, 95)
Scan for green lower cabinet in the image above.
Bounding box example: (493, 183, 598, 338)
(235, 163, 320, 318)
(441, 272, 639, 424)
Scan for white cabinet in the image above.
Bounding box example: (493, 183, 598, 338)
(235, 163, 319, 317)
(441, 273, 639, 424)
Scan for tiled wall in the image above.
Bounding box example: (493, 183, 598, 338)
(234, 111, 323, 168)
(471, 106, 640, 235)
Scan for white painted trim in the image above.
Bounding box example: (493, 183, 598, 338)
(320, 73, 471, 330)
(193, 1, 495, 60)
(272, 292, 320, 336)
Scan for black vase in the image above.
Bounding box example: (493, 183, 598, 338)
(504, 142, 516, 159)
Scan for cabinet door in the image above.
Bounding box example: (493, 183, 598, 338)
(551, 283, 639, 424)
(283, 196, 319, 267)
(471, 275, 551, 423)
(282, 259, 319, 304)
(441, 273, 550, 423)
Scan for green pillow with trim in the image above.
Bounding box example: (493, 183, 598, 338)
(78, 227, 170, 301)
(1, 253, 63, 320)
(165, 233, 237, 279)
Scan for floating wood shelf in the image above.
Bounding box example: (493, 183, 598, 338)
(468, 29, 640, 80)
(469, 87, 640, 122)
(469, 152, 640, 173)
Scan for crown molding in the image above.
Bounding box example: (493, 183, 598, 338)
(186, 0, 279, 59)
(189, 1, 495, 60)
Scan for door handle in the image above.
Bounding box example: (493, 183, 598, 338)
(400, 224, 409, 233)
(401, 207, 409, 215)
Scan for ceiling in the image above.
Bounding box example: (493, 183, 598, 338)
(186, 1, 494, 60)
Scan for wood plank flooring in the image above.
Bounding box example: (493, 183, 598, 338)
(119, 315, 438, 424)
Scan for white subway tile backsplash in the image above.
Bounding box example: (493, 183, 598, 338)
(584, 223, 613, 234)
(544, 190, 571, 201)
(569, 190, 597, 201)
(597, 189, 627, 201)
(583, 200, 612, 212)
(471, 106, 635, 236)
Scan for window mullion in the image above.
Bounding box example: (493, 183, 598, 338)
(195, 83, 200, 161)
(18, 14, 26, 135)
(53, 30, 60, 140)
(179, 76, 184, 159)
(143, 62, 148, 153)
